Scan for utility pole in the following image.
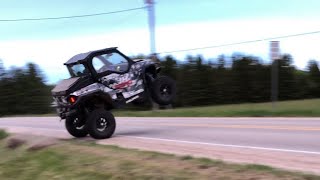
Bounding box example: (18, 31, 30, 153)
(144, 0, 159, 110)
(145, 0, 156, 56)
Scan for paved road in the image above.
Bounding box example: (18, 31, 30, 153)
(1, 116, 319, 152)
(1, 117, 320, 173)
(120, 117, 320, 153)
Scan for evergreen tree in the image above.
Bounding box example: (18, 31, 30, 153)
(307, 60, 320, 97)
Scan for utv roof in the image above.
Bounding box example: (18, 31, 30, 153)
(64, 47, 118, 65)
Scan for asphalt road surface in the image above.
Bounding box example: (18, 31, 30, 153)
(0, 116, 320, 173)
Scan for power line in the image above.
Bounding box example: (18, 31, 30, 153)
(158, 30, 320, 54)
(0, 6, 146, 22)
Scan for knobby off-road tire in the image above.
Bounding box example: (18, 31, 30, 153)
(151, 76, 176, 106)
(65, 115, 88, 138)
(86, 109, 116, 139)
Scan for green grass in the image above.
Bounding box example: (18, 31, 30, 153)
(0, 138, 319, 180)
(114, 99, 320, 117)
(3, 99, 320, 118)
(0, 130, 8, 140)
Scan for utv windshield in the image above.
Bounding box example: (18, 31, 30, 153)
(68, 63, 89, 77)
(92, 52, 129, 73)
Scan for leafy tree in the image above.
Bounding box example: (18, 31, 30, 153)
(307, 60, 320, 97)
(277, 54, 298, 100)
(0, 62, 52, 116)
(160, 56, 178, 79)
(0, 53, 319, 115)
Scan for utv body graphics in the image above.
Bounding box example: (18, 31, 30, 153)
(51, 47, 176, 139)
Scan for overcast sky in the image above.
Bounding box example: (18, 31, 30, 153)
(0, 0, 320, 83)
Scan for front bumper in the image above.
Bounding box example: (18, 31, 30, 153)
(55, 106, 78, 119)
(52, 97, 76, 119)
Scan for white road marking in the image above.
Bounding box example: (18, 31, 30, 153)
(2, 125, 320, 155)
(117, 135, 320, 155)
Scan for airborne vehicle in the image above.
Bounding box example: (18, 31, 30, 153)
(52, 47, 176, 139)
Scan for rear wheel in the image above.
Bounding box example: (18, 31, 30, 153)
(150, 76, 176, 105)
(86, 109, 116, 139)
(65, 115, 88, 138)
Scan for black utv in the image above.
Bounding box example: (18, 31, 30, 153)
(52, 47, 176, 139)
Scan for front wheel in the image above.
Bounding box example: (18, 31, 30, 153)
(65, 115, 88, 138)
(86, 109, 116, 139)
(150, 76, 176, 105)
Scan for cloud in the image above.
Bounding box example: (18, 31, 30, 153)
(0, 18, 319, 83)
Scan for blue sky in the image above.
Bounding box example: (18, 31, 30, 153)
(0, 0, 320, 83)
(1, 0, 319, 40)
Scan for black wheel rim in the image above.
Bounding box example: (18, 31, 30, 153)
(96, 117, 108, 132)
(159, 84, 172, 99)
(73, 118, 85, 130)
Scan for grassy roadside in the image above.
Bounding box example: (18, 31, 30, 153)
(0, 130, 8, 140)
(0, 133, 319, 179)
(2, 99, 319, 118)
(114, 99, 320, 117)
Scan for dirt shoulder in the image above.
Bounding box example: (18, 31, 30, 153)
(2, 125, 320, 176)
(0, 133, 319, 180)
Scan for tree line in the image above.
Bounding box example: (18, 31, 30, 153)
(0, 61, 52, 116)
(159, 54, 320, 107)
(0, 53, 319, 116)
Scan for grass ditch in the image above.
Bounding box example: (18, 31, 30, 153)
(0, 134, 319, 180)
(3, 99, 320, 118)
(0, 129, 8, 140)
